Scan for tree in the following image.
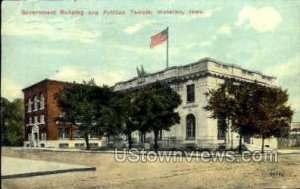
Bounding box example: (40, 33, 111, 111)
(251, 86, 293, 152)
(57, 79, 112, 150)
(205, 81, 293, 153)
(204, 81, 237, 147)
(1, 98, 24, 146)
(100, 93, 137, 148)
(204, 81, 256, 153)
(132, 82, 182, 152)
(230, 82, 259, 153)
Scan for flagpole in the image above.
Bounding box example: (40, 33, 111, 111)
(166, 27, 169, 69)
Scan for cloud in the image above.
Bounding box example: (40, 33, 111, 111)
(264, 54, 300, 78)
(199, 24, 231, 48)
(51, 66, 125, 86)
(235, 6, 282, 32)
(1, 78, 22, 101)
(200, 41, 212, 47)
(217, 25, 231, 35)
(124, 20, 158, 34)
(2, 18, 101, 44)
(264, 54, 300, 121)
(94, 72, 126, 86)
(51, 66, 89, 83)
(35, 48, 71, 55)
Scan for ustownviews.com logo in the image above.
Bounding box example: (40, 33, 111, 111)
(114, 148, 278, 163)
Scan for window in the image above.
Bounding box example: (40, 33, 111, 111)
(59, 143, 69, 148)
(90, 143, 99, 148)
(186, 114, 196, 140)
(28, 98, 32, 112)
(41, 133, 47, 140)
(90, 128, 100, 138)
(217, 118, 226, 140)
(40, 94, 45, 110)
(33, 96, 38, 111)
(29, 117, 33, 125)
(59, 127, 70, 139)
(74, 130, 83, 138)
(159, 130, 163, 140)
(187, 84, 195, 103)
(40, 115, 45, 124)
(34, 116, 38, 124)
(75, 143, 84, 148)
(28, 134, 32, 141)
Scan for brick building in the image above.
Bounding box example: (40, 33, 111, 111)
(22, 79, 103, 148)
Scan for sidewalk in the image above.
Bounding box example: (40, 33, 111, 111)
(2, 157, 96, 179)
(3, 146, 300, 156)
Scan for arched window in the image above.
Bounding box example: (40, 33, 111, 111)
(186, 114, 196, 140)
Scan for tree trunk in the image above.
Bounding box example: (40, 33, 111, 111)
(154, 130, 159, 152)
(226, 119, 229, 144)
(231, 131, 234, 150)
(84, 132, 90, 150)
(238, 133, 243, 154)
(261, 136, 265, 153)
(127, 132, 132, 149)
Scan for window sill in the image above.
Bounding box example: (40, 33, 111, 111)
(185, 138, 195, 140)
(183, 103, 198, 109)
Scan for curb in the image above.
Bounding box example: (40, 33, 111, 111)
(2, 167, 96, 179)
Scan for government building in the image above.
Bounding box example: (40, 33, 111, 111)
(23, 57, 278, 149)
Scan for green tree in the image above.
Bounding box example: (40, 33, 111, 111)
(1, 98, 24, 146)
(132, 82, 182, 152)
(205, 81, 255, 153)
(204, 81, 237, 147)
(57, 79, 112, 150)
(230, 82, 259, 153)
(205, 81, 293, 153)
(251, 86, 293, 152)
(100, 93, 137, 148)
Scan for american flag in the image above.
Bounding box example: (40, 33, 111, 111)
(150, 27, 168, 48)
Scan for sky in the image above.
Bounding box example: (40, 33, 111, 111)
(2, 0, 300, 121)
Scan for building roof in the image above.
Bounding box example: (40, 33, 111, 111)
(114, 57, 276, 86)
(22, 79, 72, 92)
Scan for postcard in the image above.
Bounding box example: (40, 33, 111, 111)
(2, 0, 300, 188)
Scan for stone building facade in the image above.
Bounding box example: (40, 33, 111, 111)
(114, 57, 278, 149)
(22, 79, 103, 148)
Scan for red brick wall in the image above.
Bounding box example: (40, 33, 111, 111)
(23, 79, 71, 141)
(23, 81, 47, 140)
(46, 81, 68, 140)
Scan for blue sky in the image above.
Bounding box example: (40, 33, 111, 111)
(2, 0, 300, 121)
